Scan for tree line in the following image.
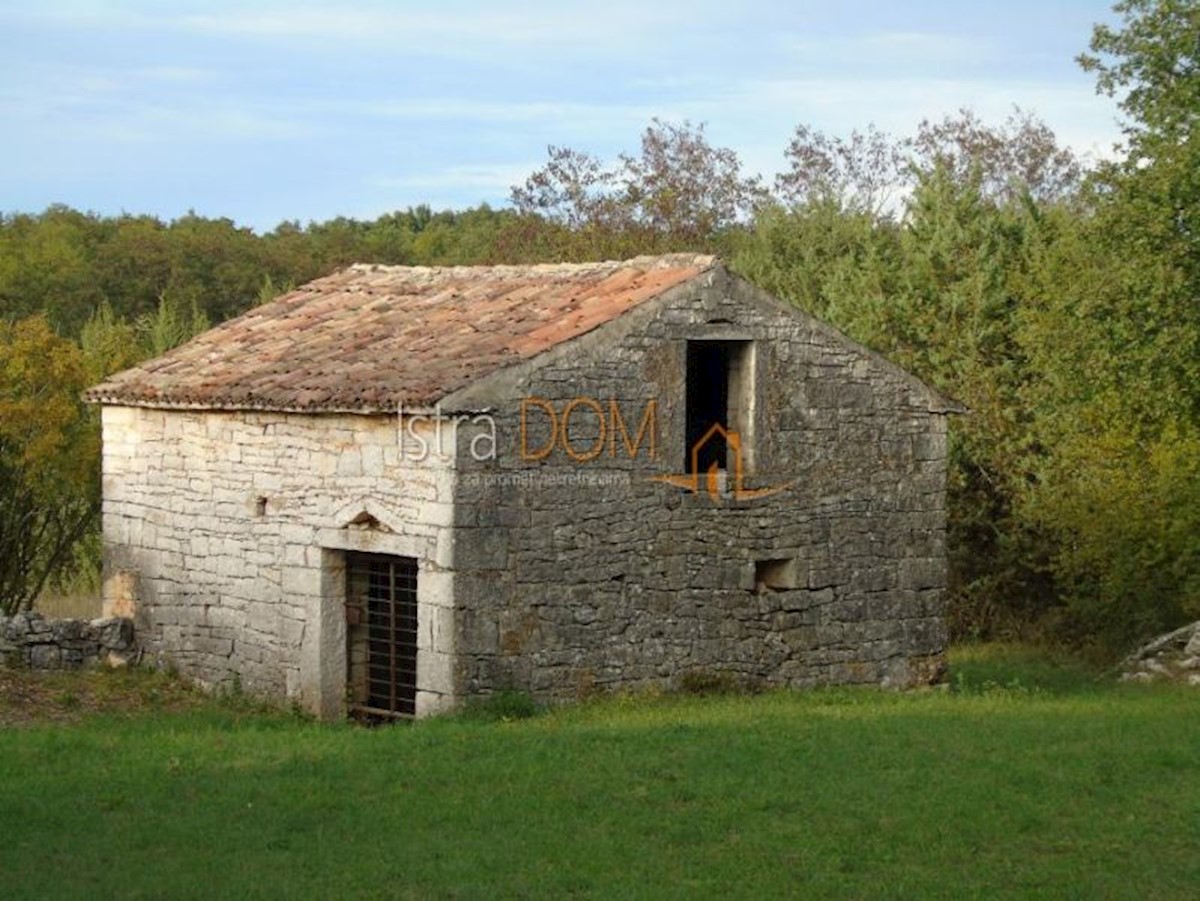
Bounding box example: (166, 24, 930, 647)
(1, 0, 1196, 656)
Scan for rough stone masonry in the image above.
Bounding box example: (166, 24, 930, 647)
(1119, 621, 1200, 686)
(448, 264, 954, 700)
(0, 612, 136, 670)
(89, 256, 960, 718)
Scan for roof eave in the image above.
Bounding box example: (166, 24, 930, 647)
(83, 393, 443, 416)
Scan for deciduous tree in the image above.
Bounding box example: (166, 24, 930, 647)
(0, 317, 98, 615)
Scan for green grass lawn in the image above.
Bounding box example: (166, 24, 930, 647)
(2, 646, 1198, 899)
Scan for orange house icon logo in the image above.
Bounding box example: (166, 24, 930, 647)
(652, 423, 789, 502)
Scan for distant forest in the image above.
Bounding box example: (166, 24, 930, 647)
(2, 0, 1197, 657)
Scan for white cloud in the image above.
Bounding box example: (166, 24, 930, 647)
(170, 2, 691, 45)
(368, 163, 538, 193)
(1, 85, 309, 145)
(3, 2, 686, 56)
(355, 97, 663, 128)
(132, 66, 216, 84)
(0, 57, 292, 145)
(780, 30, 999, 67)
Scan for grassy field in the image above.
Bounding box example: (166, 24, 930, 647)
(1, 646, 1198, 899)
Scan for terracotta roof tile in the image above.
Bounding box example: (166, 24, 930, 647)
(86, 254, 715, 413)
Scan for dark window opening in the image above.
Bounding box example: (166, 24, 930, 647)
(686, 341, 730, 473)
(685, 340, 754, 476)
(346, 552, 418, 719)
(755, 558, 798, 593)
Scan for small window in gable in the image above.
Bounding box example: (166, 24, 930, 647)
(685, 340, 755, 476)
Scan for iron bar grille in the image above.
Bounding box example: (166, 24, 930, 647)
(346, 553, 418, 718)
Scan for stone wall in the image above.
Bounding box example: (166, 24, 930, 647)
(0, 612, 135, 669)
(101, 407, 458, 717)
(1119, 621, 1200, 686)
(450, 267, 951, 699)
(101, 266, 953, 717)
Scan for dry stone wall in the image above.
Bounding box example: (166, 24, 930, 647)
(1119, 621, 1200, 686)
(450, 269, 951, 700)
(0, 612, 135, 669)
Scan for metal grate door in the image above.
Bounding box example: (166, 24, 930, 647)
(345, 553, 418, 718)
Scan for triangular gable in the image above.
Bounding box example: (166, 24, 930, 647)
(440, 261, 963, 415)
(727, 270, 965, 414)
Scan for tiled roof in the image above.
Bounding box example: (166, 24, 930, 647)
(86, 254, 716, 413)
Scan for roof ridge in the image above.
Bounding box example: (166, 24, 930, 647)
(343, 253, 718, 276)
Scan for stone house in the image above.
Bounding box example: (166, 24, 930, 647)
(86, 254, 962, 719)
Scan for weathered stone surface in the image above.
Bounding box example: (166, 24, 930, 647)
(98, 263, 955, 717)
(1143, 658, 1170, 675)
(1118, 621, 1200, 685)
(101, 406, 458, 716)
(1185, 631, 1200, 658)
(451, 268, 951, 699)
(0, 612, 136, 669)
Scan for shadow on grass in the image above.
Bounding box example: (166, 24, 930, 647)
(948, 642, 1108, 695)
(454, 689, 543, 723)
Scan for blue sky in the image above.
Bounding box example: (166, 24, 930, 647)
(0, 1, 1122, 231)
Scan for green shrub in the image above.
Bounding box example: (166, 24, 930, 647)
(1032, 424, 1200, 655)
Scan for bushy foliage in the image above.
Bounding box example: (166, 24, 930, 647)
(1024, 0, 1200, 650)
(738, 38, 1198, 655)
(511, 118, 764, 256)
(1030, 421, 1200, 649)
(774, 109, 1083, 215)
(0, 204, 532, 340)
(0, 318, 98, 614)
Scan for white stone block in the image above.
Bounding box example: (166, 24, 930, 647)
(361, 444, 384, 476)
(414, 500, 454, 528)
(280, 524, 313, 545)
(281, 566, 318, 597)
(336, 450, 362, 477)
(279, 616, 306, 649)
(415, 690, 455, 718)
(246, 601, 279, 633)
(282, 543, 308, 566)
(216, 556, 249, 580)
(206, 606, 246, 630)
(420, 569, 454, 607)
(431, 604, 455, 656)
(435, 531, 456, 569)
(254, 471, 283, 492)
(417, 651, 455, 697)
